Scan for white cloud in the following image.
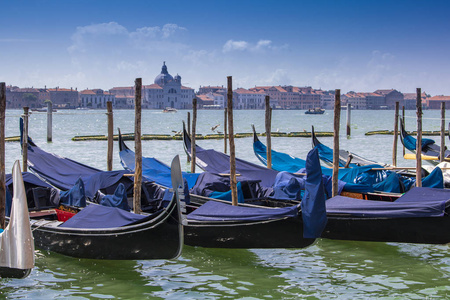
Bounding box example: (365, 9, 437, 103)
(223, 40, 249, 52)
(223, 39, 287, 53)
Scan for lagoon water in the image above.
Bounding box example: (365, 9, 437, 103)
(2, 109, 450, 299)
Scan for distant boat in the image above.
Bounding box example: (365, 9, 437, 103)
(305, 108, 325, 115)
(31, 107, 57, 112)
(163, 107, 177, 113)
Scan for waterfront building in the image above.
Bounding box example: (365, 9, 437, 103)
(318, 90, 335, 110)
(5, 86, 79, 109)
(109, 62, 195, 109)
(424, 95, 450, 109)
(374, 89, 404, 109)
(342, 92, 368, 109)
(233, 88, 266, 109)
(79, 89, 115, 109)
(206, 92, 225, 109)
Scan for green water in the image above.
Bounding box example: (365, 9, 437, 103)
(1, 109, 449, 299)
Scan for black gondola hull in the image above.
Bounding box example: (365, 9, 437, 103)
(323, 215, 450, 244)
(29, 200, 183, 260)
(184, 217, 315, 249)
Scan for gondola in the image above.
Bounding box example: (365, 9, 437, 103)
(119, 129, 327, 249)
(253, 125, 443, 194)
(399, 117, 450, 165)
(311, 126, 387, 168)
(183, 125, 450, 244)
(20, 122, 183, 260)
(0, 161, 34, 278)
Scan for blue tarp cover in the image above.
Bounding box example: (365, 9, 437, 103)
(59, 177, 86, 207)
(185, 131, 279, 187)
(187, 200, 299, 222)
(254, 138, 306, 173)
(59, 204, 147, 228)
(301, 147, 328, 238)
(395, 186, 450, 203)
(119, 148, 199, 189)
(326, 195, 449, 218)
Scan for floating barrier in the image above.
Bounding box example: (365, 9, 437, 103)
(365, 130, 447, 136)
(70, 131, 335, 141)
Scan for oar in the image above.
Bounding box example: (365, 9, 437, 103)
(403, 153, 450, 161)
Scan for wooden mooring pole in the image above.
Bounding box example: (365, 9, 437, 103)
(392, 102, 399, 166)
(224, 108, 228, 154)
(191, 98, 197, 173)
(0, 83, 6, 229)
(107, 101, 113, 171)
(227, 76, 238, 206)
(133, 78, 142, 214)
(416, 88, 422, 187)
(22, 107, 29, 172)
(440, 102, 445, 162)
(187, 112, 191, 162)
(47, 101, 52, 142)
(332, 89, 341, 197)
(265, 95, 272, 169)
(346, 103, 351, 137)
(402, 106, 405, 156)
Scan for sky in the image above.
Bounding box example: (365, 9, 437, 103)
(1, 0, 450, 95)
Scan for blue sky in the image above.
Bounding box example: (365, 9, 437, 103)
(1, 0, 450, 95)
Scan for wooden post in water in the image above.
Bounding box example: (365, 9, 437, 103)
(392, 102, 399, 166)
(416, 88, 422, 187)
(0, 83, 6, 229)
(187, 112, 191, 162)
(265, 95, 272, 169)
(440, 102, 445, 162)
(47, 101, 52, 142)
(107, 101, 113, 171)
(332, 89, 341, 197)
(22, 106, 29, 172)
(227, 76, 238, 206)
(224, 108, 228, 154)
(346, 103, 351, 137)
(191, 98, 197, 174)
(402, 106, 405, 156)
(133, 78, 142, 214)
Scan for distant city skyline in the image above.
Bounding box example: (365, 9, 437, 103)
(1, 0, 450, 95)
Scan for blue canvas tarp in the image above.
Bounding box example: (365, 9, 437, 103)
(326, 195, 449, 218)
(187, 200, 299, 222)
(395, 186, 450, 203)
(119, 147, 199, 189)
(59, 204, 147, 229)
(301, 147, 327, 238)
(184, 128, 279, 188)
(254, 137, 306, 173)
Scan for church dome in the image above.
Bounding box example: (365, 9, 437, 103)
(174, 74, 181, 82)
(154, 62, 173, 86)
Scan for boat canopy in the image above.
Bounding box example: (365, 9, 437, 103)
(326, 191, 449, 218)
(187, 200, 299, 222)
(59, 204, 148, 229)
(119, 139, 199, 189)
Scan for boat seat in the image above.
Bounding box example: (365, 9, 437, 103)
(32, 187, 57, 210)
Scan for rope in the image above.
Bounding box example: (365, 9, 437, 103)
(403, 115, 447, 121)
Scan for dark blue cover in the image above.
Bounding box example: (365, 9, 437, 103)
(59, 204, 147, 228)
(253, 138, 306, 173)
(187, 200, 299, 222)
(395, 186, 450, 203)
(403, 134, 435, 152)
(5, 172, 53, 189)
(99, 183, 130, 211)
(23, 136, 132, 198)
(184, 130, 279, 187)
(301, 147, 327, 238)
(119, 148, 199, 189)
(59, 177, 87, 207)
(326, 195, 448, 218)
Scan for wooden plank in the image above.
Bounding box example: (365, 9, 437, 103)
(392, 102, 399, 166)
(265, 95, 272, 169)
